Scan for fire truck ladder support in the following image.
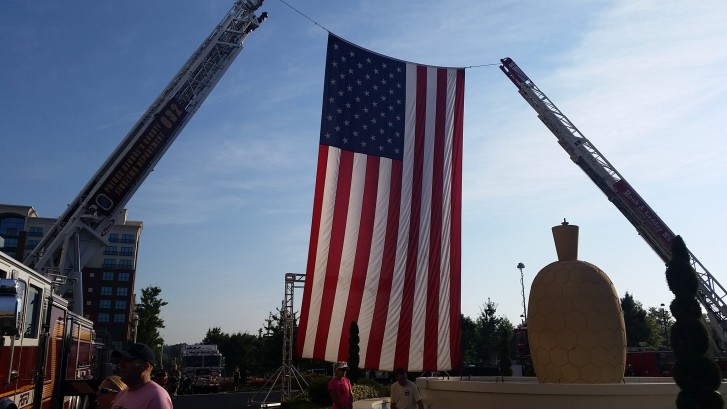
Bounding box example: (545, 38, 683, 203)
(500, 57, 727, 350)
(249, 273, 307, 406)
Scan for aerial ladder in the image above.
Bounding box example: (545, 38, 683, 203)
(500, 57, 727, 350)
(23, 0, 268, 314)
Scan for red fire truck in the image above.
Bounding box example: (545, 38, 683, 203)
(1, 251, 97, 409)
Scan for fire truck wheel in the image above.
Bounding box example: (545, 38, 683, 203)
(0, 398, 18, 409)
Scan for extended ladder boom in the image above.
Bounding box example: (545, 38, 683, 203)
(24, 0, 268, 314)
(500, 57, 727, 349)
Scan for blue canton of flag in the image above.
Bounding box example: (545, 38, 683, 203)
(320, 35, 406, 161)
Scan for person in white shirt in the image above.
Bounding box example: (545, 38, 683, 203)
(390, 368, 423, 409)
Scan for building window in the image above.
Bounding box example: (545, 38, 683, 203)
(28, 226, 43, 237)
(86, 301, 92, 306)
(103, 271, 114, 281)
(0, 217, 24, 236)
(103, 259, 116, 268)
(118, 272, 130, 281)
(98, 313, 110, 322)
(87, 287, 93, 293)
(26, 240, 39, 250)
(109, 233, 119, 243)
(119, 259, 132, 268)
(115, 300, 127, 309)
(104, 246, 118, 255)
(113, 314, 126, 323)
(120, 247, 134, 256)
(121, 234, 135, 244)
(99, 300, 111, 309)
(3, 238, 18, 248)
(100, 287, 112, 296)
(116, 287, 128, 297)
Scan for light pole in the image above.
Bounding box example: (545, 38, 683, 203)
(517, 262, 527, 326)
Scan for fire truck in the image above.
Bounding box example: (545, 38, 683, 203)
(501, 58, 727, 373)
(180, 344, 225, 394)
(1, 251, 97, 409)
(4, 1, 268, 408)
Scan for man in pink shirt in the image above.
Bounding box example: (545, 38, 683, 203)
(111, 343, 173, 409)
(328, 361, 353, 409)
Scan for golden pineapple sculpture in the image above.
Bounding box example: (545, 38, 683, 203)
(527, 220, 626, 383)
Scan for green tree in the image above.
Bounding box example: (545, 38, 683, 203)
(136, 286, 168, 349)
(647, 306, 673, 349)
(475, 299, 513, 366)
(667, 236, 723, 408)
(497, 325, 513, 376)
(460, 314, 478, 364)
(620, 292, 660, 348)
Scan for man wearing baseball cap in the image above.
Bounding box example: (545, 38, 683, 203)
(110, 342, 173, 409)
(328, 361, 353, 409)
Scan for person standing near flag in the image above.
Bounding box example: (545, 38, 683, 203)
(390, 368, 424, 409)
(328, 361, 353, 409)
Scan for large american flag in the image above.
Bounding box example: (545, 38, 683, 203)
(296, 33, 464, 372)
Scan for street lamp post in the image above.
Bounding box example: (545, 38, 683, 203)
(132, 313, 139, 343)
(517, 263, 527, 325)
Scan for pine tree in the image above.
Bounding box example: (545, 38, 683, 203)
(348, 321, 362, 382)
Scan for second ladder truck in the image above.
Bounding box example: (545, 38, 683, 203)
(500, 57, 727, 351)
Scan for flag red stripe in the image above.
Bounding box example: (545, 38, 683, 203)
(365, 160, 402, 369)
(313, 150, 354, 358)
(337, 155, 380, 359)
(296, 145, 330, 356)
(423, 68, 447, 370)
(449, 68, 465, 369)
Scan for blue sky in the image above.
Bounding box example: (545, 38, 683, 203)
(2, 0, 726, 345)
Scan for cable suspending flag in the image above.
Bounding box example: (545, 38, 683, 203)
(296, 33, 464, 372)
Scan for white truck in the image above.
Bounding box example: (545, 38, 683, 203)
(181, 344, 225, 393)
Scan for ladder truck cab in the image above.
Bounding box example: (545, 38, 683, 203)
(181, 344, 225, 394)
(0, 251, 97, 409)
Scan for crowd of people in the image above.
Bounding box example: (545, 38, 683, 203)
(96, 344, 424, 409)
(327, 362, 424, 409)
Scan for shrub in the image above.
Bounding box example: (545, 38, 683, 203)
(352, 379, 389, 401)
(307, 376, 332, 406)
